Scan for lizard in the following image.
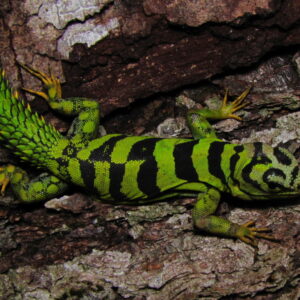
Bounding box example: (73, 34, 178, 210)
(0, 64, 299, 246)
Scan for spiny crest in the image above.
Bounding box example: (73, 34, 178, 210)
(0, 68, 59, 134)
(0, 68, 62, 166)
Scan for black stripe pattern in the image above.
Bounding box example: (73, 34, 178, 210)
(230, 145, 244, 184)
(173, 141, 199, 182)
(290, 166, 299, 187)
(89, 135, 126, 161)
(80, 159, 96, 191)
(208, 141, 228, 185)
(109, 163, 126, 200)
(241, 143, 272, 192)
(128, 138, 161, 197)
(86, 135, 126, 197)
(262, 167, 288, 191)
(273, 147, 292, 166)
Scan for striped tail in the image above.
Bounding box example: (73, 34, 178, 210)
(0, 69, 62, 166)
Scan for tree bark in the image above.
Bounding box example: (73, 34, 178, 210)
(0, 1, 299, 299)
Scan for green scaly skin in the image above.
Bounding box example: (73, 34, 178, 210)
(0, 65, 299, 246)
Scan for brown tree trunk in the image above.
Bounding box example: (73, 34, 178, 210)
(0, 1, 299, 299)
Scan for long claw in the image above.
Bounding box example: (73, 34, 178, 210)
(19, 63, 62, 100)
(243, 220, 255, 227)
(220, 87, 252, 121)
(231, 102, 248, 113)
(255, 233, 275, 240)
(232, 87, 252, 105)
(1, 177, 9, 195)
(228, 114, 242, 121)
(222, 88, 229, 107)
(240, 236, 258, 247)
(22, 87, 49, 101)
(236, 220, 276, 246)
(19, 63, 49, 83)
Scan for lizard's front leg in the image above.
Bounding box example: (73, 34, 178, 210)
(193, 187, 274, 246)
(187, 88, 251, 139)
(21, 64, 101, 142)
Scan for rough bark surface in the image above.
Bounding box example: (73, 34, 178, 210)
(0, 0, 300, 299)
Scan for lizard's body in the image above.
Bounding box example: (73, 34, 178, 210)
(0, 65, 299, 245)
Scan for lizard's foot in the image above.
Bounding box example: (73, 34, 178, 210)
(220, 87, 251, 121)
(20, 63, 62, 101)
(236, 220, 275, 247)
(0, 165, 16, 195)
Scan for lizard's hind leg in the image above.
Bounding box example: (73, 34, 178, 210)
(0, 165, 69, 203)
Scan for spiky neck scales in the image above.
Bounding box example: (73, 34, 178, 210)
(0, 70, 62, 167)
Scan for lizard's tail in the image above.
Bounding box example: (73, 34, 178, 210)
(0, 69, 62, 167)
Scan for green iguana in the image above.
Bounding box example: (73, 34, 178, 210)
(0, 64, 299, 246)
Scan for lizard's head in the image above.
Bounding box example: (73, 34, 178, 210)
(231, 143, 300, 200)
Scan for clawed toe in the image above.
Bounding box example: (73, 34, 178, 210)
(19, 63, 62, 101)
(220, 87, 252, 121)
(236, 220, 276, 247)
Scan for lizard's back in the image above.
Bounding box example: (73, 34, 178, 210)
(49, 134, 213, 202)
